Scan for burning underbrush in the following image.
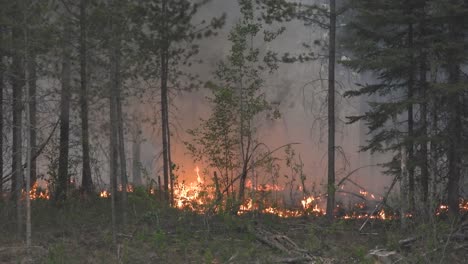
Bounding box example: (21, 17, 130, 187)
(24, 169, 468, 221)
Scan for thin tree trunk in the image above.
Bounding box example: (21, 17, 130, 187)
(132, 121, 142, 186)
(446, 15, 462, 218)
(117, 83, 128, 226)
(25, 48, 32, 249)
(56, 22, 72, 203)
(160, 0, 170, 203)
(109, 22, 119, 244)
(80, 0, 93, 195)
(166, 99, 173, 206)
(0, 27, 4, 195)
(326, 0, 336, 222)
(28, 52, 37, 189)
(11, 15, 25, 236)
(418, 25, 429, 206)
(407, 21, 415, 211)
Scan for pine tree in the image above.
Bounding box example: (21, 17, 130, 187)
(343, 0, 468, 218)
(131, 0, 224, 205)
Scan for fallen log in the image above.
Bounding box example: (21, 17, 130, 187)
(248, 225, 318, 263)
(399, 236, 418, 248)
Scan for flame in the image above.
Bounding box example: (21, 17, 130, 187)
(195, 166, 203, 184)
(245, 180, 283, 192)
(28, 182, 50, 200)
(18, 164, 468, 222)
(100, 190, 110, 198)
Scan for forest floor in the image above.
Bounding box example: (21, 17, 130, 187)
(0, 191, 467, 264)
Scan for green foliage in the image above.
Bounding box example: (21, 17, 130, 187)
(185, 0, 282, 211)
(152, 229, 167, 251)
(46, 243, 66, 264)
(129, 0, 225, 83)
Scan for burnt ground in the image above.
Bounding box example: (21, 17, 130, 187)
(0, 192, 466, 264)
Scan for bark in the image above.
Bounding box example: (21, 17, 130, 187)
(27, 52, 37, 189)
(56, 22, 72, 203)
(11, 13, 25, 236)
(325, 0, 336, 222)
(132, 122, 142, 186)
(117, 83, 128, 226)
(160, 0, 170, 203)
(418, 24, 429, 206)
(166, 102, 173, 205)
(446, 10, 462, 218)
(25, 49, 32, 249)
(109, 20, 119, 243)
(407, 21, 415, 211)
(79, 0, 93, 195)
(0, 27, 4, 195)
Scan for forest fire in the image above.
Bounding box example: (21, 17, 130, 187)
(28, 182, 50, 200)
(19, 167, 468, 221)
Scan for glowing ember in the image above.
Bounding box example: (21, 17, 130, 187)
(28, 182, 50, 200)
(245, 180, 283, 192)
(100, 190, 110, 198)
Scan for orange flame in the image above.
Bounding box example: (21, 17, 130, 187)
(100, 190, 110, 198)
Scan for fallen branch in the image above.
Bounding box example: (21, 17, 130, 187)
(359, 174, 399, 232)
(249, 225, 317, 263)
(399, 236, 418, 247)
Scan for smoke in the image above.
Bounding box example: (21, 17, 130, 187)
(127, 0, 392, 200)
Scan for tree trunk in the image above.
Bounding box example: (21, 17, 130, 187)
(27, 52, 37, 190)
(11, 16, 25, 236)
(160, 0, 170, 204)
(0, 27, 4, 195)
(132, 121, 142, 186)
(25, 48, 32, 249)
(446, 0, 462, 218)
(117, 82, 128, 226)
(407, 21, 415, 211)
(109, 23, 119, 244)
(166, 100, 173, 205)
(325, 0, 336, 222)
(56, 22, 72, 203)
(80, 0, 93, 196)
(418, 25, 429, 207)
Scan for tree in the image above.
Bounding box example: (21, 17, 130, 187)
(10, 0, 25, 235)
(186, 0, 281, 214)
(79, 0, 94, 196)
(343, 0, 468, 218)
(131, 0, 224, 205)
(0, 26, 4, 195)
(326, 0, 336, 222)
(438, 0, 468, 217)
(258, 0, 345, 221)
(342, 0, 424, 216)
(56, 18, 72, 203)
(131, 117, 142, 186)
